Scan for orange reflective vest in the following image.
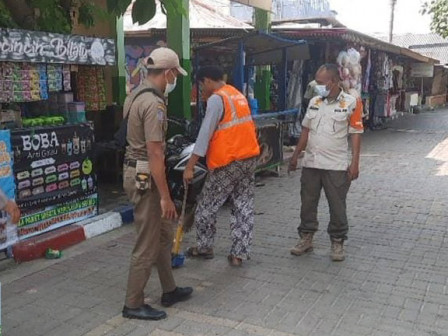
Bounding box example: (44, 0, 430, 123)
(207, 85, 260, 170)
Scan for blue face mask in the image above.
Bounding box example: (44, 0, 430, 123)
(315, 84, 330, 98)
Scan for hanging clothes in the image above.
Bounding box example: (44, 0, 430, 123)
(286, 60, 304, 138)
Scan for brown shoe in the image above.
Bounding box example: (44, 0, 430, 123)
(290, 233, 314, 256)
(227, 255, 242, 267)
(331, 238, 345, 262)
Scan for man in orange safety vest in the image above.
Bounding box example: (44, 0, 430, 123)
(183, 65, 260, 267)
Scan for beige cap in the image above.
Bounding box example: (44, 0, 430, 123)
(146, 47, 187, 76)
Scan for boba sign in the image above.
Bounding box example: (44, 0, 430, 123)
(11, 124, 97, 211)
(11, 124, 97, 238)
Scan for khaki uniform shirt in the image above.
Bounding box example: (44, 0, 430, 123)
(302, 91, 364, 171)
(123, 80, 168, 161)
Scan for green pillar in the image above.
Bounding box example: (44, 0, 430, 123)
(254, 8, 271, 111)
(114, 15, 127, 105)
(167, 0, 191, 120)
(254, 8, 271, 32)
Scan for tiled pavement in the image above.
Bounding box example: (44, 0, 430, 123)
(2, 110, 448, 336)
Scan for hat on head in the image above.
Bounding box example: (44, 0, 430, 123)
(146, 47, 187, 76)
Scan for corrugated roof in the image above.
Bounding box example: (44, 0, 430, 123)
(124, 0, 253, 32)
(195, 31, 309, 65)
(391, 33, 447, 48)
(375, 33, 448, 65)
(277, 28, 440, 64)
(271, 16, 346, 28)
(406, 46, 448, 65)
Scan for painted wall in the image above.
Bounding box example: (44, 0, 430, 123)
(124, 37, 166, 93)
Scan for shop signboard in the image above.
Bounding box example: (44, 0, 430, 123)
(17, 193, 98, 239)
(11, 124, 97, 211)
(411, 63, 434, 78)
(0, 130, 18, 250)
(0, 28, 116, 65)
(10, 124, 98, 239)
(255, 120, 283, 171)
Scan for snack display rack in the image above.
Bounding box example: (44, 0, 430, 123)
(0, 28, 115, 250)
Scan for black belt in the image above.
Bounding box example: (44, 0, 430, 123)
(124, 159, 137, 168)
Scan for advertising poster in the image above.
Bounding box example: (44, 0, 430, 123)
(11, 124, 98, 239)
(0, 130, 17, 250)
(17, 193, 98, 239)
(11, 124, 97, 210)
(255, 120, 283, 171)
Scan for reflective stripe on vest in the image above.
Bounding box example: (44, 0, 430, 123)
(217, 91, 254, 131)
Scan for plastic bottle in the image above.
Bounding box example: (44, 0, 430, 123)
(67, 139, 73, 156)
(73, 132, 80, 155)
(61, 140, 67, 155)
(87, 176, 94, 190)
(81, 139, 86, 154)
(81, 177, 87, 191)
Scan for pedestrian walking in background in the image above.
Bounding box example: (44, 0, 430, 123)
(288, 63, 363, 261)
(183, 65, 260, 267)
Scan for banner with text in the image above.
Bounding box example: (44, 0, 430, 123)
(17, 193, 98, 239)
(11, 124, 97, 212)
(0, 130, 17, 250)
(0, 28, 115, 65)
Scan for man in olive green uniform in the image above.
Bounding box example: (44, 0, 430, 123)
(122, 48, 193, 321)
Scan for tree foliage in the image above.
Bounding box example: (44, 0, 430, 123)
(0, 0, 185, 34)
(0, 1, 17, 28)
(0, 0, 100, 33)
(107, 0, 186, 25)
(421, 0, 448, 38)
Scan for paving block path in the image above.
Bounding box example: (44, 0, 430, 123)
(2, 110, 448, 336)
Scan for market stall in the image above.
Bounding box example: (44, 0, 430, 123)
(193, 31, 309, 171)
(0, 28, 115, 250)
(277, 28, 439, 129)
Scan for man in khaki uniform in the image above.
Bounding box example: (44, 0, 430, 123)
(288, 64, 363, 262)
(122, 48, 193, 321)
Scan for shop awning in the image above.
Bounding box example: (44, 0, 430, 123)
(276, 28, 440, 64)
(194, 31, 309, 65)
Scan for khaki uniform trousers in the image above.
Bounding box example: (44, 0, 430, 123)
(299, 167, 351, 240)
(123, 165, 176, 308)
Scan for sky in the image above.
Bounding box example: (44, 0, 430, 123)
(329, 0, 432, 35)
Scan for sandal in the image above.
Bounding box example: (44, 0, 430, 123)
(186, 246, 214, 259)
(227, 255, 243, 267)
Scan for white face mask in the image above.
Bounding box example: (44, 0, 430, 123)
(164, 70, 177, 96)
(315, 84, 330, 98)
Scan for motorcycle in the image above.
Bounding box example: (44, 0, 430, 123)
(165, 117, 208, 232)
